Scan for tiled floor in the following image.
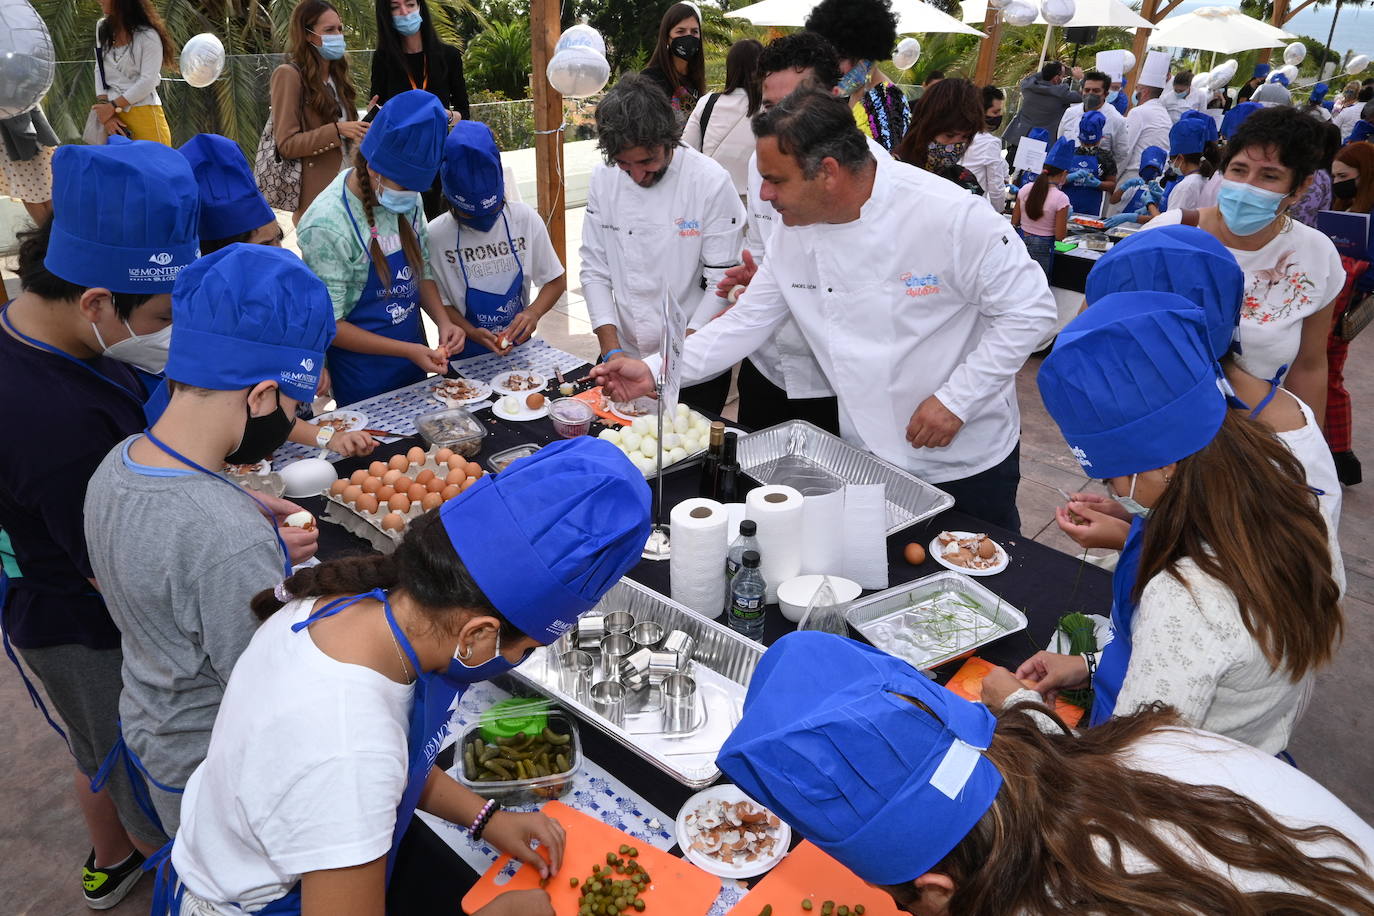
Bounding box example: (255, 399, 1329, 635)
(4, 209, 1373, 912)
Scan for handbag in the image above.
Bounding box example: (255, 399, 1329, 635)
(253, 65, 304, 212)
(1334, 255, 1373, 342)
(1338, 291, 1374, 341)
(83, 47, 112, 145)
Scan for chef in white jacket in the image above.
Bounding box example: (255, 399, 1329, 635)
(1057, 70, 1129, 166)
(594, 88, 1057, 531)
(579, 74, 745, 407)
(1114, 81, 1173, 214)
(1161, 70, 1208, 122)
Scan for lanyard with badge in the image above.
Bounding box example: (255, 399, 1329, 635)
(1, 303, 146, 407)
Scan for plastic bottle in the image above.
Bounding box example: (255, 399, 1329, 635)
(728, 549, 767, 640)
(724, 519, 760, 612)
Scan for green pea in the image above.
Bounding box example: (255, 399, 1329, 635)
(802, 901, 814, 911)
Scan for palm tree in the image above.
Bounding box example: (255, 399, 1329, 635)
(465, 17, 531, 98)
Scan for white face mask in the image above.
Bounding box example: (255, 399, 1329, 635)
(1110, 473, 1152, 518)
(93, 320, 171, 374)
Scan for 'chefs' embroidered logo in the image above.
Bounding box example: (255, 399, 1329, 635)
(902, 272, 940, 297)
(300, 358, 315, 372)
(480, 193, 500, 209)
(1070, 445, 1092, 468)
(675, 217, 702, 237)
(386, 302, 415, 325)
(148, 252, 174, 266)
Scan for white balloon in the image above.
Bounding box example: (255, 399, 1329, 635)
(1347, 54, 1370, 75)
(892, 37, 921, 71)
(180, 33, 226, 89)
(555, 22, 607, 58)
(1121, 50, 1136, 73)
(1002, 0, 1038, 27)
(1277, 63, 1299, 81)
(546, 46, 610, 98)
(1212, 58, 1238, 86)
(1192, 70, 1215, 92)
(1283, 41, 1307, 66)
(988, 0, 1010, 9)
(1041, 0, 1076, 26)
(0, 0, 55, 119)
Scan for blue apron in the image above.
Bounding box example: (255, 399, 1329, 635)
(1063, 148, 1105, 217)
(1088, 515, 1147, 727)
(327, 176, 427, 407)
(454, 210, 527, 361)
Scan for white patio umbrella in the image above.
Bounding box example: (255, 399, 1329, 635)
(1147, 6, 1295, 54)
(725, 0, 986, 36)
(960, 0, 1152, 28)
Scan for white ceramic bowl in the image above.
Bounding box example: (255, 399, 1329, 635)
(776, 574, 862, 623)
(278, 458, 338, 498)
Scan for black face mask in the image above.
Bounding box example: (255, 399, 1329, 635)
(986, 114, 1003, 130)
(225, 391, 295, 465)
(669, 35, 701, 61)
(1334, 177, 1359, 198)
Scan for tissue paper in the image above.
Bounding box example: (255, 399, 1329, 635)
(669, 498, 729, 617)
(842, 484, 889, 590)
(800, 488, 845, 576)
(745, 485, 804, 603)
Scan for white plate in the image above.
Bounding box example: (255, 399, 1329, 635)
(609, 397, 657, 423)
(489, 370, 547, 397)
(491, 397, 550, 422)
(928, 531, 1009, 577)
(311, 409, 368, 435)
(431, 377, 492, 407)
(675, 784, 790, 879)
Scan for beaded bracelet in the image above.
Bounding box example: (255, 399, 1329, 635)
(1083, 651, 1098, 684)
(470, 799, 500, 840)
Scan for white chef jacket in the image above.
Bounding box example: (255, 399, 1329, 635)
(1161, 86, 1208, 122)
(1057, 102, 1129, 166)
(651, 154, 1057, 484)
(1110, 98, 1174, 215)
(960, 132, 1009, 215)
(579, 145, 746, 358)
(1335, 103, 1364, 141)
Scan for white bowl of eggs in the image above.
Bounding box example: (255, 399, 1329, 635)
(596, 403, 713, 476)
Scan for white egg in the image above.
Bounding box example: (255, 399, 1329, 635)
(500, 395, 521, 415)
(662, 432, 681, 450)
(684, 435, 702, 454)
(631, 417, 652, 436)
(689, 411, 708, 425)
(598, 428, 621, 444)
(675, 402, 690, 417)
(691, 419, 710, 436)
(668, 447, 687, 464)
(639, 437, 659, 458)
(621, 431, 642, 452)
(672, 416, 692, 435)
(629, 453, 652, 474)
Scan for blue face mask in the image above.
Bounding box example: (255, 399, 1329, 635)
(1110, 474, 1152, 518)
(378, 185, 420, 214)
(436, 629, 533, 691)
(393, 11, 423, 35)
(1217, 178, 1286, 236)
(837, 59, 874, 95)
(1107, 89, 1120, 103)
(315, 33, 346, 60)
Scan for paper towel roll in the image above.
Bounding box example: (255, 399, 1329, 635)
(745, 485, 804, 603)
(800, 489, 845, 576)
(670, 498, 729, 618)
(724, 502, 746, 543)
(842, 483, 889, 590)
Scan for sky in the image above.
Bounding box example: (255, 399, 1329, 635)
(1171, 0, 1374, 61)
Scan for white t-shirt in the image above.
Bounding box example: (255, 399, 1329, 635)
(173, 598, 412, 913)
(1164, 172, 1209, 212)
(428, 201, 564, 316)
(1145, 211, 1345, 382)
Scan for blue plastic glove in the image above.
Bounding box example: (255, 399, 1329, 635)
(1078, 172, 1102, 189)
(1068, 169, 1090, 183)
(1104, 212, 1137, 229)
(1119, 176, 1145, 192)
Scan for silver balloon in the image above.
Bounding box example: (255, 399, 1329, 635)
(0, 0, 55, 119)
(1002, 0, 1038, 27)
(555, 22, 607, 58)
(1282, 41, 1306, 66)
(892, 37, 921, 71)
(547, 46, 610, 98)
(1041, 0, 1076, 26)
(180, 33, 226, 89)
(1347, 54, 1370, 76)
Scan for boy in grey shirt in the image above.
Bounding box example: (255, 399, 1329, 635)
(85, 246, 334, 832)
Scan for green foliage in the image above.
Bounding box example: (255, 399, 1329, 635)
(466, 17, 531, 97)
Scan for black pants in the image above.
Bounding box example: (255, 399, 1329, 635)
(935, 441, 1022, 534)
(680, 371, 733, 416)
(736, 358, 841, 435)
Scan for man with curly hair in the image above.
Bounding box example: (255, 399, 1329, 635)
(804, 0, 911, 154)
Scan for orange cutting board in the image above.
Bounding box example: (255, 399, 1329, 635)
(946, 656, 1085, 728)
(724, 841, 903, 916)
(461, 801, 720, 916)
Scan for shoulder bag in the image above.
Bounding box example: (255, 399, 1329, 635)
(254, 65, 305, 212)
(82, 47, 113, 145)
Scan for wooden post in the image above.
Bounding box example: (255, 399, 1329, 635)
(1260, 0, 1291, 66)
(1127, 0, 1159, 93)
(974, 6, 1003, 86)
(530, 0, 565, 268)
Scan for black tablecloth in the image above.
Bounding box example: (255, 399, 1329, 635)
(307, 370, 1112, 913)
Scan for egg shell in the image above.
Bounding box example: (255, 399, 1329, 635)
(441, 484, 461, 500)
(382, 468, 404, 486)
(416, 468, 436, 486)
(388, 493, 411, 513)
(526, 392, 546, 410)
(377, 485, 396, 502)
(388, 454, 409, 472)
(329, 479, 349, 496)
(381, 512, 406, 532)
(343, 484, 363, 504)
(435, 447, 454, 464)
(445, 468, 466, 486)
(349, 469, 369, 485)
(425, 476, 445, 493)
(368, 460, 388, 477)
(361, 476, 382, 494)
(421, 492, 443, 511)
(406, 483, 428, 502)
(355, 493, 379, 514)
(598, 428, 621, 444)
(406, 446, 427, 466)
(904, 542, 926, 565)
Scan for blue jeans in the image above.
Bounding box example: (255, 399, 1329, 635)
(1021, 231, 1055, 281)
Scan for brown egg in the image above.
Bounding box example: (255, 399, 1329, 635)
(445, 468, 467, 486)
(382, 468, 405, 486)
(406, 446, 427, 466)
(526, 392, 545, 410)
(381, 512, 406, 532)
(329, 479, 349, 497)
(388, 493, 411, 513)
(406, 482, 428, 502)
(465, 461, 483, 479)
(441, 484, 461, 500)
(355, 493, 379, 514)
(361, 476, 383, 494)
(416, 468, 436, 486)
(425, 476, 446, 493)
(435, 447, 454, 464)
(343, 484, 363, 504)
(460, 475, 479, 491)
(421, 492, 443, 511)
(388, 454, 409, 472)
(368, 460, 388, 477)
(376, 484, 396, 502)
(349, 469, 369, 485)
(903, 542, 926, 565)
(447, 455, 466, 471)
(976, 537, 998, 560)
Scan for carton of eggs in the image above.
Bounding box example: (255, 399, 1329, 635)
(326, 446, 486, 539)
(598, 406, 713, 476)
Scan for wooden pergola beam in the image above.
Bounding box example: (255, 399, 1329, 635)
(973, 5, 1003, 86)
(1259, 0, 1291, 64)
(530, 0, 566, 269)
(1127, 0, 1161, 91)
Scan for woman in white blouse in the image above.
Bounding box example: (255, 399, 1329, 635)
(683, 39, 764, 200)
(89, 0, 176, 145)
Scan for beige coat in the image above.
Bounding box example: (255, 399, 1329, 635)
(270, 64, 348, 218)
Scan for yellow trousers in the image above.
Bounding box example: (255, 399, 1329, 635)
(120, 105, 172, 145)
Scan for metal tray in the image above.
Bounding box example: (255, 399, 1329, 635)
(736, 420, 953, 535)
(507, 577, 764, 788)
(845, 570, 1027, 670)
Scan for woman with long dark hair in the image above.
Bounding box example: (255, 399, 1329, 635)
(805, 0, 911, 154)
(895, 78, 986, 195)
(271, 0, 373, 222)
(641, 2, 706, 128)
(370, 0, 469, 218)
(683, 38, 763, 198)
(89, 0, 176, 144)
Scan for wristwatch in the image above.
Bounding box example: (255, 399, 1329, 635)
(315, 425, 336, 449)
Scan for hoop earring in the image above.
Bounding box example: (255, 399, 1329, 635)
(457, 643, 474, 660)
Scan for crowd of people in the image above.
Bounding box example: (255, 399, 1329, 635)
(3, 0, 1374, 912)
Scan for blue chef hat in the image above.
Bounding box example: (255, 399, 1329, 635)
(1078, 110, 1106, 145)
(1044, 136, 1077, 171)
(1038, 299, 1227, 478)
(1311, 81, 1330, 103)
(1179, 108, 1219, 142)
(178, 133, 277, 244)
(1253, 63, 1272, 80)
(1269, 71, 1291, 86)
(165, 245, 335, 402)
(1085, 225, 1243, 359)
(45, 137, 199, 295)
(1222, 101, 1262, 137)
(1352, 119, 1374, 145)
(1026, 126, 1051, 144)
(1168, 117, 1209, 157)
(717, 632, 1003, 886)
(360, 89, 449, 191)
(440, 120, 506, 230)
(1138, 144, 1167, 179)
(440, 438, 651, 644)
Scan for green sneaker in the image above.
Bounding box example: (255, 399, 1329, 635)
(82, 848, 146, 910)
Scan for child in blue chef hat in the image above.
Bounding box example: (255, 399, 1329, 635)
(1105, 144, 1166, 228)
(1012, 137, 1075, 280)
(178, 134, 283, 253)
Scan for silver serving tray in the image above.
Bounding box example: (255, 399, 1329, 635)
(736, 420, 953, 535)
(508, 577, 764, 788)
(845, 570, 1027, 670)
